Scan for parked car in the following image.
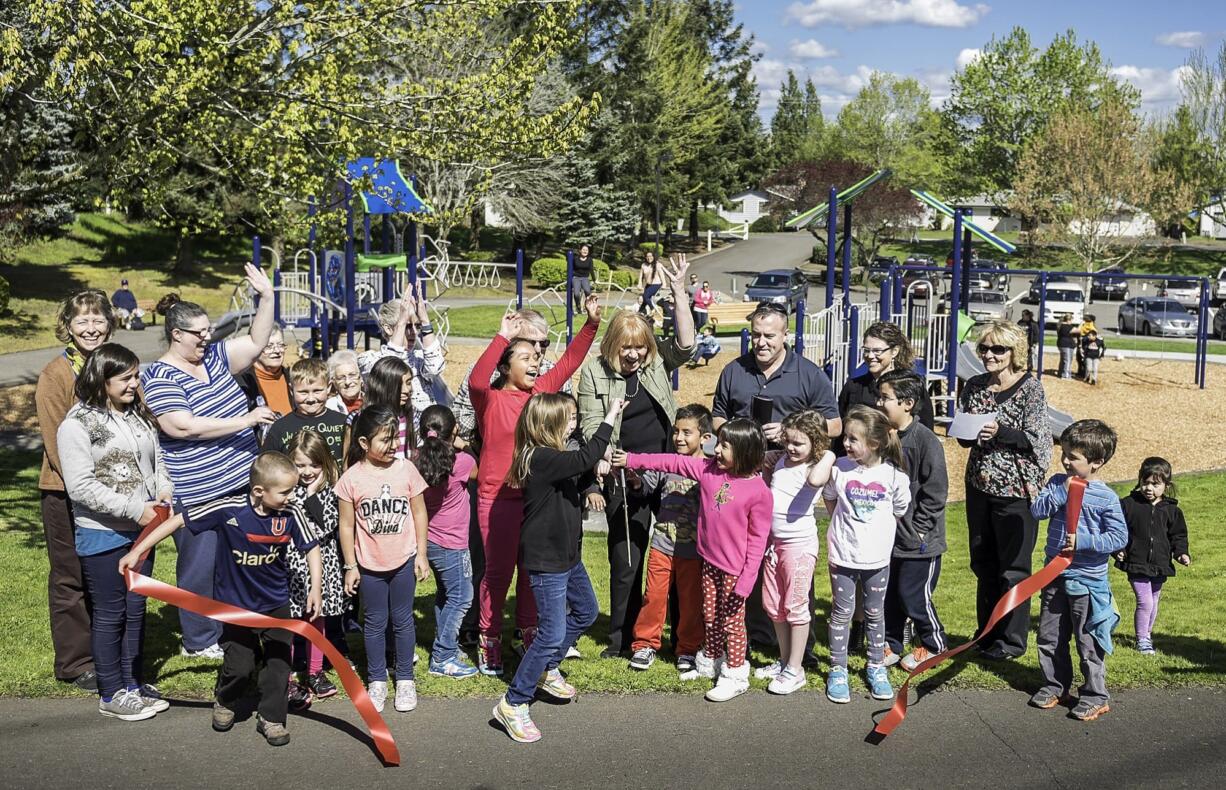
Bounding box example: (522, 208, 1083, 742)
(1213, 305, 1226, 340)
(742, 268, 808, 313)
(867, 255, 899, 283)
(901, 269, 938, 298)
(1118, 297, 1199, 338)
(938, 289, 1012, 323)
(1160, 280, 1202, 308)
(1213, 266, 1226, 306)
(1040, 284, 1086, 327)
(976, 258, 1011, 291)
(1026, 274, 1070, 302)
(1090, 269, 1129, 302)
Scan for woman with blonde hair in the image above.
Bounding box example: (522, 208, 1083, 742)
(957, 320, 1052, 660)
(576, 254, 696, 657)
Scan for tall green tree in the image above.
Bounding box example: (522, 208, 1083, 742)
(1152, 105, 1213, 234)
(1181, 43, 1226, 223)
(828, 72, 945, 189)
(770, 71, 807, 166)
(943, 27, 1139, 196)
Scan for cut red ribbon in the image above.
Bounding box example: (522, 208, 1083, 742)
(124, 506, 400, 766)
(871, 477, 1087, 740)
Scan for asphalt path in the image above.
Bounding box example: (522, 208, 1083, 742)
(2, 688, 1222, 788)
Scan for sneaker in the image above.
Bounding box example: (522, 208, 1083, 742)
(511, 627, 538, 658)
(307, 671, 338, 698)
(704, 664, 749, 703)
(134, 684, 170, 713)
(256, 715, 290, 746)
(181, 643, 224, 660)
(1070, 700, 1111, 721)
(629, 647, 656, 671)
(287, 680, 313, 712)
(1029, 689, 1073, 710)
(899, 645, 934, 673)
(1137, 638, 1156, 655)
(212, 701, 236, 732)
(478, 635, 504, 677)
(71, 670, 98, 693)
(767, 666, 807, 695)
(565, 646, 582, 659)
(826, 666, 851, 704)
(675, 655, 696, 675)
(428, 655, 479, 679)
(537, 668, 577, 700)
(394, 680, 417, 712)
(367, 680, 388, 713)
(881, 647, 901, 667)
(99, 690, 157, 722)
(753, 660, 784, 680)
(493, 695, 542, 743)
(866, 664, 893, 700)
(688, 650, 718, 681)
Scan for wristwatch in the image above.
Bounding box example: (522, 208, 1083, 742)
(342, 562, 358, 571)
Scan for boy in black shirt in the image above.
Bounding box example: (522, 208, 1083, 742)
(265, 358, 347, 464)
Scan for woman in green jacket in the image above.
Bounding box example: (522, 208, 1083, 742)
(577, 255, 695, 657)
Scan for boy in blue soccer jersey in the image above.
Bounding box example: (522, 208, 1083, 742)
(121, 452, 322, 746)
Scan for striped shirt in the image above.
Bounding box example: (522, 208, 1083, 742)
(142, 343, 258, 505)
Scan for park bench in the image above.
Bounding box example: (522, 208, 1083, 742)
(136, 298, 158, 325)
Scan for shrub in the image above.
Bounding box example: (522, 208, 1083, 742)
(460, 250, 498, 263)
(0, 274, 8, 314)
(445, 225, 474, 252)
(610, 269, 637, 288)
(695, 210, 729, 231)
(638, 242, 664, 257)
(750, 215, 778, 233)
(531, 256, 608, 287)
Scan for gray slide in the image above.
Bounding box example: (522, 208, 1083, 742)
(955, 341, 1075, 438)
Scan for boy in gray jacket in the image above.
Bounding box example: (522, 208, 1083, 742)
(877, 370, 949, 672)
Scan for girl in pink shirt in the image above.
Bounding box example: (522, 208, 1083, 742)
(336, 406, 429, 715)
(616, 418, 772, 703)
(415, 405, 480, 679)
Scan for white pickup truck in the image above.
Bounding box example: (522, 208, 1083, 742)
(1214, 266, 1226, 306)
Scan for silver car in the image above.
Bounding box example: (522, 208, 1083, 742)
(938, 289, 1012, 323)
(1118, 297, 1199, 337)
(1159, 280, 1201, 308)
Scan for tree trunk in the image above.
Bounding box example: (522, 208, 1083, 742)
(173, 233, 195, 274)
(469, 204, 484, 251)
(689, 199, 699, 242)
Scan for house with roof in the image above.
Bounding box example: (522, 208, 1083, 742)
(1198, 200, 1226, 239)
(936, 195, 1022, 234)
(708, 188, 796, 225)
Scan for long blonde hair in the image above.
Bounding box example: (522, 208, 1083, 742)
(599, 309, 658, 369)
(507, 393, 574, 488)
(844, 405, 906, 472)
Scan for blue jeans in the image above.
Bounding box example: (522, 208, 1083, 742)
(361, 560, 418, 682)
(506, 562, 598, 705)
(426, 542, 473, 665)
(641, 284, 662, 312)
(79, 545, 154, 698)
(172, 525, 222, 650)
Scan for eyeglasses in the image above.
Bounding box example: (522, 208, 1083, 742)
(862, 345, 894, 358)
(264, 343, 287, 352)
(977, 343, 1011, 356)
(528, 338, 551, 350)
(177, 326, 213, 339)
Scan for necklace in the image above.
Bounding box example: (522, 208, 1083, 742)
(624, 374, 641, 399)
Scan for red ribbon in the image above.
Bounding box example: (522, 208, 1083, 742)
(871, 477, 1087, 740)
(124, 506, 400, 766)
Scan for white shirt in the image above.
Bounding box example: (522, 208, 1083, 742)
(822, 457, 911, 569)
(769, 458, 820, 543)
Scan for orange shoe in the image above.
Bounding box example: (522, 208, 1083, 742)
(899, 645, 933, 672)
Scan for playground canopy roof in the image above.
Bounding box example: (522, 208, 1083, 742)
(910, 189, 1016, 255)
(344, 158, 433, 216)
(784, 169, 892, 230)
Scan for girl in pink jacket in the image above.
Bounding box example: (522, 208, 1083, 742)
(615, 418, 772, 703)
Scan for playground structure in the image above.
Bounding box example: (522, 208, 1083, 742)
(782, 173, 1213, 430)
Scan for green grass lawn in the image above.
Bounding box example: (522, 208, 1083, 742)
(2, 446, 1223, 701)
(1037, 333, 1223, 354)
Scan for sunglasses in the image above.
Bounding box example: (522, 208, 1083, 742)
(977, 343, 1011, 356)
(528, 338, 551, 350)
(756, 302, 788, 313)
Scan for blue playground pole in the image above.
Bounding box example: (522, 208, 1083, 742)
(893, 269, 903, 318)
(945, 211, 963, 414)
(841, 203, 853, 305)
(960, 226, 973, 307)
(515, 249, 524, 309)
(1197, 279, 1209, 388)
(878, 269, 892, 321)
(344, 184, 356, 350)
(362, 215, 371, 255)
(1035, 273, 1049, 381)
(741, 327, 750, 356)
(795, 299, 806, 356)
(381, 215, 391, 254)
(566, 250, 575, 343)
(825, 187, 838, 308)
(671, 367, 679, 391)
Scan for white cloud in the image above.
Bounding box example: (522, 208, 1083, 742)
(1111, 65, 1190, 111)
(785, 0, 989, 30)
(789, 38, 840, 59)
(955, 47, 982, 69)
(1155, 31, 1206, 48)
(750, 39, 769, 56)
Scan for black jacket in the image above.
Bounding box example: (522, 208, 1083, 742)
(1056, 323, 1078, 349)
(893, 420, 948, 558)
(520, 422, 613, 573)
(1017, 317, 1040, 348)
(1115, 492, 1189, 578)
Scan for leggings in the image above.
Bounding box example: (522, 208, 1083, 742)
(700, 561, 748, 669)
(476, 493, 537, 640)
(1129, 574, 1166, 642)
(292, 617, 326, 676)
(829, 564, 889, 667)
(360, 560, 418, 682)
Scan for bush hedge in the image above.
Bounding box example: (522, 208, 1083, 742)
(459, 250, 498, 263)
(638, 242, 664, 257)
(750, 215, 779, 233)
(0, 274, 8, 314)
(695, 210, 729, 231)
(531, 257, 636, 289)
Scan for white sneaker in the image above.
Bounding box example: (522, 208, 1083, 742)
(767, 666, 807, 695)
(180, 643, 224, 660)
(754, 660, 784, 680)
(565, 646, 582, 660)
(704, 663, 750, 703)
(99, 689, 157, 721)
(367, 680, 388, 713)
(394, 680, 418, 712)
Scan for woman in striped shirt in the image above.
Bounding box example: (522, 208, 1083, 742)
(140, 263, 279, 658)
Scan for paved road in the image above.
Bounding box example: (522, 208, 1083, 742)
(1, 688, 1222, 788)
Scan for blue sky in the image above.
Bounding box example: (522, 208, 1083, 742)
(738, 0, 1226, 121)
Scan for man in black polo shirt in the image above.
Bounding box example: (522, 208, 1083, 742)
(711, 303, 842, 661)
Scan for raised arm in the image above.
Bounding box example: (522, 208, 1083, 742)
(224, 263, 276, 373)
(469, 317, 515, 408)
(661, 255, 696, 361)
(538, 299, 601, 392)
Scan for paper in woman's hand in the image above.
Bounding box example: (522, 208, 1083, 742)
(948, 411, 997, 441)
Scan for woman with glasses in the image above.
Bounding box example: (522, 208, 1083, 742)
(957, 320, 1052, 660)
(577, 255, 696, 658)
(837, 322, 935, 431)
(35, 289, 120, 692)
(139, 265, 279, 659)
(325, 350, 364, 415)
(235, 324, 292, 416)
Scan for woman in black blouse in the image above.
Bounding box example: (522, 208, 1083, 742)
(838, 321, 935, 429)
